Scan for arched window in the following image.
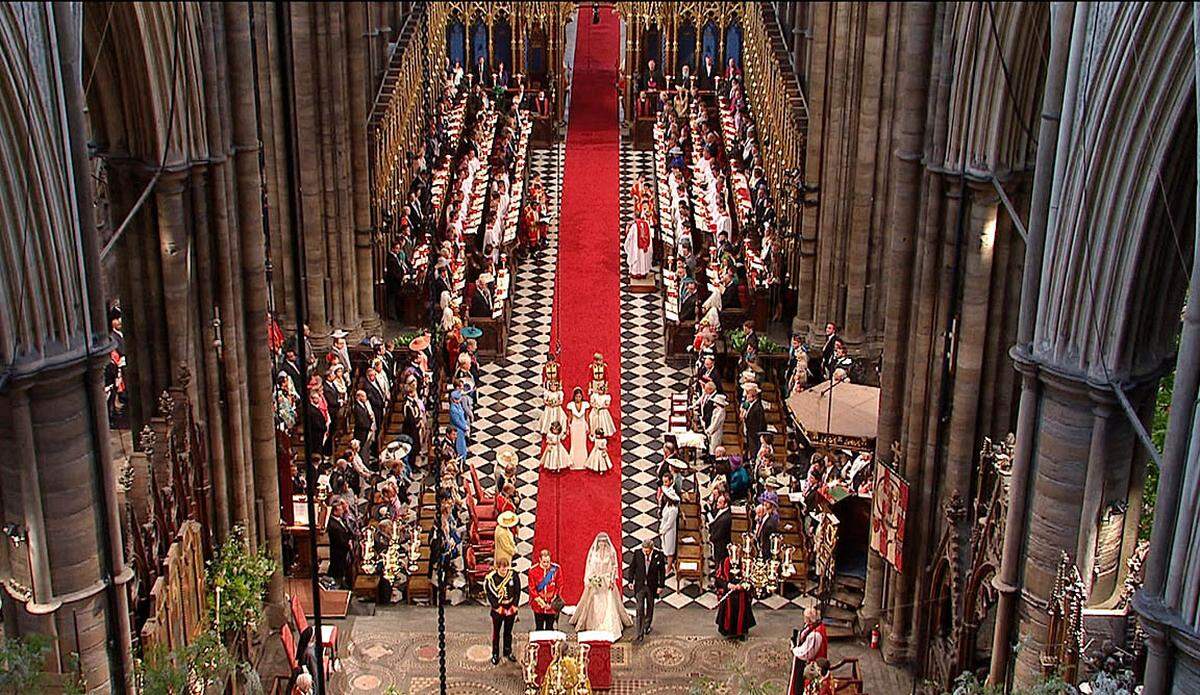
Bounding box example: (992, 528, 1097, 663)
(725, 20, 743, 68)
(493, 15, 513, 81)
(677, 18, 696, 73)
(470, 17, 489, 72)
(446, 18, 466, 69)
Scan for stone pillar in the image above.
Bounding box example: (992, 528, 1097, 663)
(862, 0, 934, 628)
(154, 171, 197, 389)
(791, 2, 897, 353)
(290, 1, 332, 339)
(224, 0, 287, 617)
(347, 1, 381, 333)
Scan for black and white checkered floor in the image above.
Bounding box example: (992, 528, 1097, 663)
(465, 141, 804, 610)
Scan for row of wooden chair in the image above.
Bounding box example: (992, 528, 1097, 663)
(277, 593, 339, 693)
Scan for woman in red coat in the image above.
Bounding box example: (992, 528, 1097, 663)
(528, 549, 562, 630)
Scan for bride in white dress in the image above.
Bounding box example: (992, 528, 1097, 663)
(566, 387, 590, 470)
(570, 533, 633, 638)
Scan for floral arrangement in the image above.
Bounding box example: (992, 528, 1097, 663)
(207, 526, 278, 635)
(725, 329, 784, 354)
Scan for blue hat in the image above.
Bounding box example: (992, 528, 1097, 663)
(461, 326, 483, 339)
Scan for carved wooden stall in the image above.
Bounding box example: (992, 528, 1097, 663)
(119, 369, 213, 654)
(1042, 553, 1086, 684)
(917, 435, 1014, 691)
(615, 2, 746, 139)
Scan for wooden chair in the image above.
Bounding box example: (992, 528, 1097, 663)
(289, 593, 339, 669)
(829, 658, 863, 694)
(280, 624, 301, 689)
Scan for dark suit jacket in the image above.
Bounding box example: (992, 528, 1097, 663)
(352, 400, 374, 442)
(326, 514, 358, 578)
(721, 281, 741, 308)
(678, 292, 696, 321)
(628, 549, 666, 595)
(743, 399, 766, 457)
(709, 509, 732, 562)
(754, 514, 779, 552)
(470, 287, 493, 318)
(385, 251, 407, 287)
(366, 383, 387, 429)
(305, 402, 328, 448)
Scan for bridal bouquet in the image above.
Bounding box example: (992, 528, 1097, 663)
(587, 575, 611, 590)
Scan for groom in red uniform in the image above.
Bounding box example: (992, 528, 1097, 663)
(528, 549, 562, 630)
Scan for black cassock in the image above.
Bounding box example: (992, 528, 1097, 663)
(714, 557, 756, 638)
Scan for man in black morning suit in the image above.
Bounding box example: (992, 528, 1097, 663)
(627, 539, 666, 642)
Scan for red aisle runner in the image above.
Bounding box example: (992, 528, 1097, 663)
(533, 6, 623, 604)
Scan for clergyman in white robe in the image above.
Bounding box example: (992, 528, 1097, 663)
(625, 216, 653, 278)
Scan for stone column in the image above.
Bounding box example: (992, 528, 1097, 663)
(224, 0, 287, 616)
(290, 2, 331, 339)
(862, 0, 934, 628)
(346, 2, 381, 333)
(154, 170, 197, 390)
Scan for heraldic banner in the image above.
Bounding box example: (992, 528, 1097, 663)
(871, 464, 908, 572)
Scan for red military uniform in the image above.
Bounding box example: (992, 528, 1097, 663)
(528, 561, 561, 630)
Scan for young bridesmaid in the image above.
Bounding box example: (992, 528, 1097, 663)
(540, 421, 570, 472)
(585, 427, 613, 474)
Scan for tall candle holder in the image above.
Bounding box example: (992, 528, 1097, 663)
(728, 534, 796, 600)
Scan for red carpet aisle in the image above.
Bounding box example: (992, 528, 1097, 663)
(533, 6, 623, 603)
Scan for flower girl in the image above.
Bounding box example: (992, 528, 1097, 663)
(540, 421, 570, 472)
(585, 428, 613, 474)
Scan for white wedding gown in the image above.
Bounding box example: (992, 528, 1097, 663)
(570, 533, 632, 638)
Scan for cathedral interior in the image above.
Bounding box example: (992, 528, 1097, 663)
(1, 2, 1199, 694)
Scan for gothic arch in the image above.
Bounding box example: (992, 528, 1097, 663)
(83, 2, 209, 166)
(1033, 2, 1195, 381)
(942, 2, 1049, 176)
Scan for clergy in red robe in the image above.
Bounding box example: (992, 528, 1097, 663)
(714, 556, 755, 639)
(788, 607, 829, 695)
(528, 549, 562, 630)
(625, 211, 653, 278)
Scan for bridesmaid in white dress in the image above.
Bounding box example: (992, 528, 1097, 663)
(566, 387, 591, 470)
(588, 386, 616, 437)
(538, 384, 567, 437)
(540, 421, 570, 472)
(585, 429, 613, 474)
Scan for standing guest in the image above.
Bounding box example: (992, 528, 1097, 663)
(494, 511, 518, 568)
(449, 388, 470, 460)
(484, 555, 521, 665)
(330, 329, 351, 374)
(753, 500, 780, 551)
(628, 539, 666, 642)
(494, 484, 517, 516)
(471, 273, 495, 318)
(714, 553, 756, 640)
(384, 240, 408, 319)
(707, 493, 732, 570)
(699, 381, 727, 456)
(528, 549, 562, 630)
(351, 390, 375, 453)
(658, 472, 680, 575)
(741, 382, 766, 459)
(788, 607, 829, 694)
(400, 383, 422, 465)
(698, 53, 718, 90)
(679, 279, 698, 321)
(326, 497, 358, 589)
(305, 389, 329, 453)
